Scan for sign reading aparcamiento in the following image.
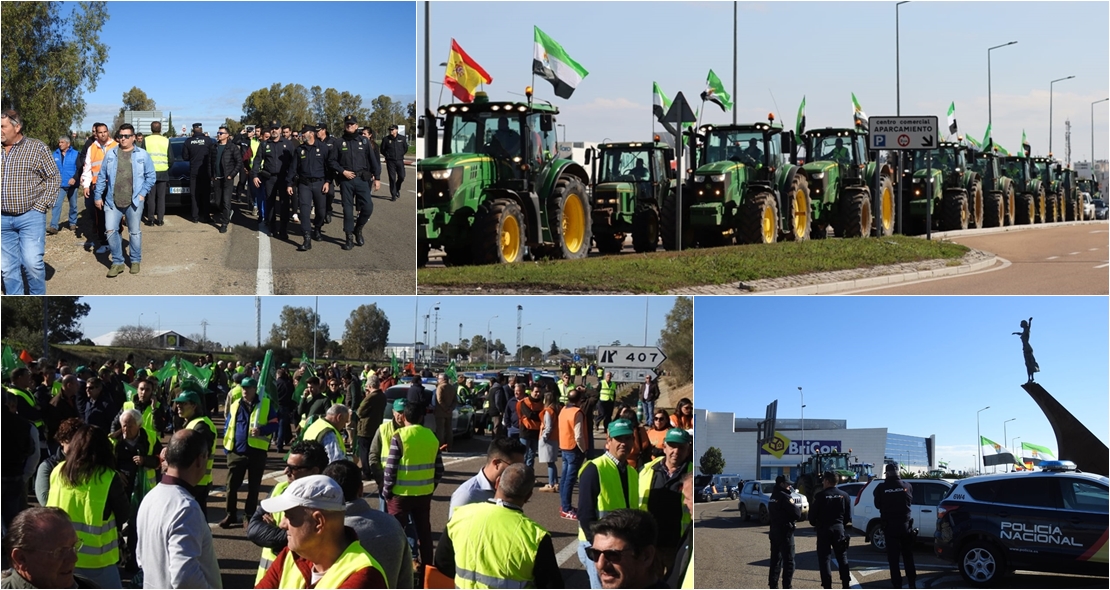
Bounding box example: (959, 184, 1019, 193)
(870, 117, 937, 133)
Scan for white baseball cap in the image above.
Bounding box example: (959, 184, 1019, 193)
(260, 475, 345, 513)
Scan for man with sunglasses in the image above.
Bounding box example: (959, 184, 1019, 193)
(247, 440, 328, 585)
(92, 124, 155, 277)
(180, 123, 215, 224)
(587, 509, 667, 589)
(577, 419, 641, 589)
(207, 126, 241, 233)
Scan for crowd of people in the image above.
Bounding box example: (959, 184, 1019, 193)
(2, 353, 693, 589)
(1, 107, 411, 292)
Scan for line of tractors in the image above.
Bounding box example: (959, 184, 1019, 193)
(416, 93, 1097, 267)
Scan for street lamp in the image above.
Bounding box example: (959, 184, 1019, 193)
(987, 41, 1018, 132)
(976, 406, 990, 475)
(540, 328, 549, 360)
(798, 386, 806, 462)
(1093, 98, 1109, 173)
(1003, 418, 1016, 471)
(1049, 76, 1076, 154)
(1012, 437, 1022, 468)
(138, 313, 144, 328)
(895, 1, 911, 235)
(486, 315, 498, 366)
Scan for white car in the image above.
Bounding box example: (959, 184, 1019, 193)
(737, 480, 809, 524)
(1081, 193, 1095, 219)
(850, 478, 954, 550)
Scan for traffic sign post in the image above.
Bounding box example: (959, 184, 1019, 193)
(756, 400, 778, 480)
(606, 367, 659, 383)
(869, 116, 940, 239)
(596, 346, 667, 369)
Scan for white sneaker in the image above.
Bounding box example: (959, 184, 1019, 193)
(95, 245, 109, 254)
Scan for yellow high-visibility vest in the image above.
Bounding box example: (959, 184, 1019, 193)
(5, 387, 43, 429)
(639, 457, 693, 536)
(598, 380, 617, 402)
(449, 502, 547, 589)
(145, 134, 170, 172)
(393, 425, 438, 497)
(255, 479, 290, 585)
(47, 463, 119, 569)
(304, 417, 347, 456)
(223, 397, 271, 452)
(273, 539, 385, 589)
(186, 416, 216, 485)
(578, 455, 640, 541)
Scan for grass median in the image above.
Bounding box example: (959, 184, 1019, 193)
(417, 236, 970, 293)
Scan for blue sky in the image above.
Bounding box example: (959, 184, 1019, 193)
(78, 1, 416, 131)
(77, 295, 678, 353)
(694, 296, 1109, 474)
(418, 2, 1109, 164)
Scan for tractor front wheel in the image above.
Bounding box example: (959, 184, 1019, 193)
(739, 192, 778, 244)
(969, 181, 985, 229)
(1004, 185, 1017, 226)
(660, 189, 692, 250)
(943, 190, 970, 231)
(417, 239, 429, 268)
(983, 192, 1004, 228)
(548, 176, 591, 260)
(1016, 194, 1035, 225)
(875, 175, 896, 236)
(784, 174, 811, 242)
(473, 198, 526, 264)
(838, 191, 872, 238)
(632, 209, 660, 253)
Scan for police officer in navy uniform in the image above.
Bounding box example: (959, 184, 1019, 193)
(315, 123, 342, 225)
(289, 125, 332, 252)
(768, 474, 802, 589)
(329, 115, 379, 250)
(810, 471, 852, 589)
(181, 123, 216, 223)
(380, 124, 407, 201)
(873, 462, 915, 589)
(251, 123, 296, 239)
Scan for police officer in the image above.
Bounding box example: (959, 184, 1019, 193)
(809, 471, 852, 589)
(380, 124, 407, 201)
(768, 474, 802, 589)
(329, 115, 379, 250)
(180, 123, 215, 224)
(251, 123, 296, 239)
(289, 125, 331, 252)
(315, 123, 342, 225)
(874, 462, 915, 589)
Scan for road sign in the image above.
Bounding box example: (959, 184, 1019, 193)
(573, 353, 581, 362)
(607, 367, 658, 383)
(761, 400, 778, 444)
(596, 346, 667, 369)
(868, 116, 939, 151)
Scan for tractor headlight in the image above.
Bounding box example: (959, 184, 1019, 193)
(810, 171, 825, 180)
(709, 174, 726, 182)
(694, 175, 705, 183)
(430, 169, 455, 180)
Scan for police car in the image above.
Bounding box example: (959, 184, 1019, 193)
(934, 461, 1109, 587)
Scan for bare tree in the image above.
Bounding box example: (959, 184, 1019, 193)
(112, 325, 157, 348)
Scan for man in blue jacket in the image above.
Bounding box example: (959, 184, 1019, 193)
(49, 136, 80, 235)
(92, 124, 156, 277)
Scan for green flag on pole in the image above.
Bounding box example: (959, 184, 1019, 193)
(701, 69, 733, 112)
(292, 352, 315, 404)
(851, 92, 867, 129)
(796, 96, 807, 138)
(653, 81, 671, 123)
(1021, 129, 1030, 156)
(446, 360, 458, 383)
(533, 26, 588, 99)
(947, 102, 958, 138)
(1021, 442, 1056, 460)
(2, 345, 23, 378)
(391, 351, 400, 376)
(982, 123, 993, 151)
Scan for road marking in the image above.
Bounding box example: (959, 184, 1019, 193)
(1069, 251, 1081, 255)
(1095, 262, 1109, 269)
(1046, 256, 1059, 260)
(257, 223, 274, 295)
(855, 567, 886, 578)
(842, 256, 1013, 294)
(556, 538, 581, 566)
(1090, 248, 1100, 251)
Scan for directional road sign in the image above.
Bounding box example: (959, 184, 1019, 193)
(573, 354, 581, 362)
(868, 116, 940, 151)
(597, 346, 667, 369)
(607, 367, 658, 383)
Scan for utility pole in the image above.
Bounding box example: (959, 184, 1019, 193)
(255, 296, 261, 347)
(516, 305, 523, 362)
(200, 320, 209, 348)
(42, 297, 49, 361)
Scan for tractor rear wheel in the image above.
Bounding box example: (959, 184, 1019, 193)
(837, 191, 872, 238)
(660, 189, 692, 251)
(739, 192, 778, 244)
(417, 239, 429, 268)
(632, 209, 659, 253)
(594, 230, 625, 254)
(1049, 194, 1060, 223)
(1016, 194, 1035, 225)
(943, 190, 970, 231)
(983, 192, 1004, 228)
(473, 198, 526, 264)
(875, 175, 896, 236)
(783, 174, 811, 242)
(1003, 185, 1016, 226)
(969, 181, 985, 229)
(548, 176, 591, 260)
(1035, 189, 1047, 223)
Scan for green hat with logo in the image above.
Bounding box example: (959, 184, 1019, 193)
(172, 391, 202, 405)
(393, 399, 407, 412)
(664, 428, 692, 445)
(241, 377, 258, 389)
(607, 419, 634, 438)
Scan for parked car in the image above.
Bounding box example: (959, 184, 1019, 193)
(1081, 193, 1095, 219)
(934, 461, 1109, 587)
(1093, 198, 1108, 220)
(738, 480, 809, 524)
(382, 383, 473, 439)
(167, 137, 192, 207)
(851, 477, 954, 550)
(694, 474, 738, 503)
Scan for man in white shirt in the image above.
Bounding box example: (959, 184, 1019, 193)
(447, 437, 527, 520)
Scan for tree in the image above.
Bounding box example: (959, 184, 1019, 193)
(548, 340, 560, 356)
(166, 111, 177, 137)
(222, 118, 244, 136)
(241, 83, 312, 129)
(185, 333, 220, 352)
(342, 304, 391, 360)
(406, 101, 416, 139)
(519, 345, 542, 361)
(367, 94, 406, 138)
(1, 1, 109, 142)
(1, 297, 90, 356)
(112, 325, 157, 349)
(267, 306, 329, 353)
(310, 86, 372, 136)
(700, 446, 726, 476)
(658, 296, 692, 383)
(112, 86, 156, 129)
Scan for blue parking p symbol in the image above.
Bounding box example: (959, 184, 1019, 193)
(875, 135, 886, 147)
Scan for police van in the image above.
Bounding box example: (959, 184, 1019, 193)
(934, 461, 1108, 587)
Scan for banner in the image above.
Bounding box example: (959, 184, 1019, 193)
(761, 431, 792, 459)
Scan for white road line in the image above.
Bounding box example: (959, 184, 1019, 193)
(257, 223, 274, 295)
(842, 257, 1013, 294)
(1095, 262, 1109, 269)
(1046, 256, 1059, 260)
(1090, 248, 1100, 251)
(1069, 251, 1081, 255)
(556, 538, 581, 566)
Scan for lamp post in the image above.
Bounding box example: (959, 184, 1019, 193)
(1003, 418, 1016, 471)
(987, 42, 1018, 132)
(895, 1, 911, 234)
(541, 328, 549, 361)
(1012, 437, 1022, 468)
(976, 406, 990, 474)
(486, 315, 498, 367)
(1093, 98, 1109, 172)
(139, 313, 144, 328)
(1049, 76, 1075, 155)
(798, 386, 805, 463)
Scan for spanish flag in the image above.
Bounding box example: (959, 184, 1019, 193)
(444, 38, 492, 103)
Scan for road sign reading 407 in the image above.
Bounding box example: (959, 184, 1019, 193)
(597, 346, 667, 369)
(868, 116, 939, 151)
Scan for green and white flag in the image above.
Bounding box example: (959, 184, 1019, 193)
(1021, 442, 1056, 461)
(966, 134, 981, 149)
(796, 95, 807, 138)
(1021, 129, 1030, 156)
(653, 81, 671, 122)
(701, 69, 733, 112)
(851, 92, 867, 127)
(982, 123, 993, 151)
(947, 102, 958, 138)
(533, 26, 588, 99)
(980, 435, 1016, 467)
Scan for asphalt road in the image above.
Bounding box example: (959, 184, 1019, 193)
(40, 164, 416, 295)
(693, 501, 1106, 589)
(844, 222, 1109, 295)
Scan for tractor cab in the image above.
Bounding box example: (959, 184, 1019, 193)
(801, 128, 872, 188)
(696, 122, 785, 180)
(586, 141, 675, 253)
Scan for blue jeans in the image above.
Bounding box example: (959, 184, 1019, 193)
(521, 434, 538, 469)
(560, 449, 583, 512)
(104, 202, 142, 265)
(577, 540, 601, 589)
(546, 462, 559, 486)
(640, 399, 655, 425)
(1, 208, 47, 294)
(51, 186, 79, 229)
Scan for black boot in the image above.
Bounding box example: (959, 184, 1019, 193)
(354, 223, 366, 247)
(298, 235, 312, 251)
(312, 227, 322, 241)
(342, 233, 354, 250)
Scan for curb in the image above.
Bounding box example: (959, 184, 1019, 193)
(751, 254, 999, 295)
(927, 219, 1106, 240)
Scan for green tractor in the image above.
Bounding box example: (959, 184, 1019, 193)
(585, 140, 675, 254)
(1031, 156, 1063, 223)
(798, 128, 896, 238)
(901, 142, 984, 233)
(998, 154, 1045, 225)
(968, 149, 1017, 227)
(1057, 166, 1085, 221)
(1078, 177, 1101, 201)
(793, 449, 857, 502)
(416, 93, 591, 266)
(683, 118, 812, 246)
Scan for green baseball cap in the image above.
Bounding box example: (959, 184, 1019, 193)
(392, 399, 407, 412)
(664, 428, 692, 445)
(607, 419, 634, 438)
(173, 391, 201, 405)
(241, 377, 258, 389)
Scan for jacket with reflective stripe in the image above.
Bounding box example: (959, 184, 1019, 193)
(255, 479, 290, 585)
(578, 455, 640, 541)
(377, 419, 398, 462)
(46, 463, 119, 569)
(275, 539, 384, 589)
(187, 416, 217, 485)
(145, 134, 170, 172)
(122, 399, 159, 443)
(393, 425, 438, 496)
(6, 387, 43, 428)
(223, 397, 272, 452)
(303, 417, 346, 456)
(639, 457, 692, 536)
(598, 380, 617, 402)
(449, 502, 547, 589)
(556, 381, 571, 405)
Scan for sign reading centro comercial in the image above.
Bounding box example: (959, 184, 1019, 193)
(867, 116, 939, 151)
(760, 439, 843, 457)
